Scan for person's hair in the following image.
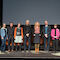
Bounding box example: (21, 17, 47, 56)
(9, 22, 14, 24)
(54, 24, 58, 26)
(26, 20, 30, 22)
(17, 23, 21, 26)
(34, 21, 40, 29)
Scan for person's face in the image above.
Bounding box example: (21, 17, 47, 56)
(3, 24, 6, 28)
(26, 20, 30, 25)
(18, 24, 21, 27)
(54, 25, 57, 28)
(10, 23, 13, 27)
(45, 21, 48, 25)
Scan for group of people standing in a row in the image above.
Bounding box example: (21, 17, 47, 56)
(0, 20, 60, 53)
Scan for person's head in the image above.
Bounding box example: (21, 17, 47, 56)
(54, 24, 57, 28)
(3, 23, 6, 28)
(17, 23, 21, 28)
(10, 22, 13, 27)
(34, 21, 40, 28)
(44, 20, 48, 25)
(25, 20, 30, 25)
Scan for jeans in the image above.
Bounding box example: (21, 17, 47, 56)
(24, 36, 31, 51)
(1, 37, 7, 51)
(44, 37, 50, 51)
(8, 36, 14, 50)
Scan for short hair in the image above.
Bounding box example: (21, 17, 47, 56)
(54, 24, 58, 26)
(45, 20, 48, 22)
(26, 20, 30, 22)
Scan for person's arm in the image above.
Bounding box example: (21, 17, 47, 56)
(51, 29, 54, 38)
(1, 29, 4, 39)
(56, 29, 60, 38)
(29, 26, 32, 36)
(6, 29, 8, 39)
(48, 26, 51, 37)
(23, 26, 26, 36)
(21, 27, 24, 39)
(14, 27, 17, 39)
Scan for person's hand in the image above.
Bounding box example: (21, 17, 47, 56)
(21, 36, 23, 39)
(1, 37, 4, 40)
(26, 33, 29, 37)
(54, 36, 57, 38)
(34, 34, 35, 36)
(45, 34, 48, 38)
(7, 38, 8, 40)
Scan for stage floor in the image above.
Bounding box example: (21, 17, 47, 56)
(0, 50, 60, 58)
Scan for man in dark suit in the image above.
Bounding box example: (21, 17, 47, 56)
(7, 22, 14, 52)
(43, 20, 51, 52)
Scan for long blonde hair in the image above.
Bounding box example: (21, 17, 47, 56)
(34, 22, 40, 28)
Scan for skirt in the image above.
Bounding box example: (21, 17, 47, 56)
(14, 36, 23, 43)
(33, 34, 40, 44)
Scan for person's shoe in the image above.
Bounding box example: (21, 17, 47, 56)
(19, 48, 21, 51)
(16, 49, 17, 52)
(8, 50, 10, 52)
(24, 50, 26, 53)
(11, 50, 14, 52)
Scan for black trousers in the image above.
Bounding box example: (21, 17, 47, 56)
(52, 39, 58, 51)
(8, 36, 14, 50)
(15, 43, 21, 51)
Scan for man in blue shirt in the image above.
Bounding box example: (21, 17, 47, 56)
(1, 23, 8, 52)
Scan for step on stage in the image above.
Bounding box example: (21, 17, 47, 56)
(0, 50, 60, 58)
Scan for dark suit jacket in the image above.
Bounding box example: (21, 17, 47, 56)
(7, 26, 15, 38)
(42, 25, 51, 38)
(23, 25, 32, 37)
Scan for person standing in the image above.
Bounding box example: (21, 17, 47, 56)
(7, 22, 14, 52)
(43, 20, 51, 52)
(51, 24, 60, 52)
(14, 23, 23, 51)
(33, 22, 41, 53)
(0, 26, 1, 50)
(1, 23, 8, 52)
(24, 20, 31, 52)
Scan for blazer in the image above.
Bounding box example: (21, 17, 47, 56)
(14, 27, 23, 39)
(42, 25, 51, 37)
(51, 28, 60, 40)
(24, 25, 31, 36)
(1, 27, 8, 38)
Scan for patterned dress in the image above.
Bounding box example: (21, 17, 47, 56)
(14, 27, 23, 43)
